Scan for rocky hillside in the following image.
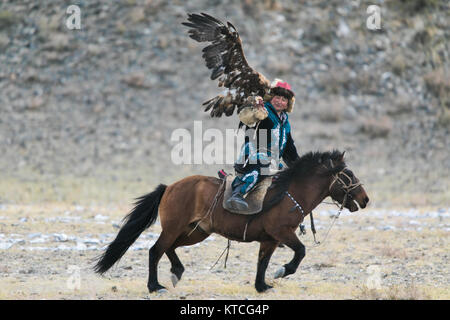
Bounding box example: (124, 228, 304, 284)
(0, 0, 448, 206)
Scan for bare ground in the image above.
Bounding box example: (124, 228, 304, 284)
(0, 203, 448, 300)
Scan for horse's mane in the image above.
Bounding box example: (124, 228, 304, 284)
(262, 150, 346, 212)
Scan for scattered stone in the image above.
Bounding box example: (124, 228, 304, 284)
(28, 96, 45, 110)
(43, 33, 72, 52)
(75, 241, 87, 251)
(53, 233, 69, 242)
(122, 72, 150, 88)
(28, 233, 42, 239)
(83, 238, 100, 245)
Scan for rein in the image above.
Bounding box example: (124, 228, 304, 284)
(287, 165, 362, 248)
(210, 164, 363, 268)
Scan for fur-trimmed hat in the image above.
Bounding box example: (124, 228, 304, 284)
(264, 79, 296, 113)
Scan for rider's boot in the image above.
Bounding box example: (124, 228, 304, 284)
(226, 181, 249, 211)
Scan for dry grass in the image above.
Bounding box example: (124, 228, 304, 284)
(0, 166, 161, 205)
(385, 92, 417, 116)
(313, 96, 346, 123)
(358, 117, 393, 138)
(0, 202, 448, 300)
(1, 163, 449, 208)
(378, 245, 408, 260)
(390, 54, 408, 76)
(318, 67, 378, 95)
(318, 67, 352, 95)
(386, 0, 441, 13)
(423, 68, 450, 126)
(357, 282, 432, 300)
(0, 10, 18, 30)
(424, 68, 449, 101)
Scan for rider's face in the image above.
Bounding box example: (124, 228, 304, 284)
(271, 95, 288, 113)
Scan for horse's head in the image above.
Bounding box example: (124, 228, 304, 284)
(326, 154, 369, 212)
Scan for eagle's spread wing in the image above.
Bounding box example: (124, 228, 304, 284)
(182, 13, 270, 117)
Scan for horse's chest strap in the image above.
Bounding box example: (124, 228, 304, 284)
(285, 191, 305, 216)
(285, 191, 319, 243)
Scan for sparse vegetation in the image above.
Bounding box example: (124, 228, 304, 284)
(0, 204, 448, 299)
(0, 10, 18, 30)
(390, 54, 408, 76)
(358, 283, 431, 300)
(386, 0, 442, 14)
(379, 245, 408, 260)
(359, 117, 393, 138)
(318, 68, 352, 95)
(424, 68, 450, 126)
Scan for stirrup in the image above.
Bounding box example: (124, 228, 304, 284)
(226, 194, 248, 211)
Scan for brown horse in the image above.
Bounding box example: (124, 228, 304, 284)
(94, 150, 369, 293)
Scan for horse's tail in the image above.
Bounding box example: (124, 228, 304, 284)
(94, 184, 167, 274)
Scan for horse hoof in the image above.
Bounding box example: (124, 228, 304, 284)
(256, 283, 273, 293)
(274, 267, 285, 279)
(148, 283, 166, 293)
(171, 273, 180, 287)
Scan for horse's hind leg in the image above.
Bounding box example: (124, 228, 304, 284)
(166, 227, 211, 287)
(147, 230, 180, 292)
(166, 249, 184, 287)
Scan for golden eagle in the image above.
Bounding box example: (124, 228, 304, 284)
(182, 12, 279, 118)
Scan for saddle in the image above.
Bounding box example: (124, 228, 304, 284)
(219, 170, 272, 215)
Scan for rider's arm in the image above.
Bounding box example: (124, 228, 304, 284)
(282, 133, 300, 168)
(238, 96, 268, 127)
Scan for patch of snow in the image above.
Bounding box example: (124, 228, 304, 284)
(94, 214, 109, 221)
(0, 242, 13, 250)
(53, 233, 69, 242)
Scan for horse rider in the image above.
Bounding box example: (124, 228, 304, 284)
(226, 79, 300, 211)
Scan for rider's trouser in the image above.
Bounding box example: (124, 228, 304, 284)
(232, 162, 270, 195)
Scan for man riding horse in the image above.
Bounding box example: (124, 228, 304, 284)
(182, 13, 300, 211)
(228, 79, 299, 211)
(93, 13, 370, 294)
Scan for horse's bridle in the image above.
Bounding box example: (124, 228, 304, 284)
(285, 161, 363, 247)
(328, 165, 363, 210)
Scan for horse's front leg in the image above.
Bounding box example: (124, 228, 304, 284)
(255, 240, 278, 293)
(271, 228, 306, 279)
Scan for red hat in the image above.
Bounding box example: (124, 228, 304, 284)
(275, 80, 292, 90)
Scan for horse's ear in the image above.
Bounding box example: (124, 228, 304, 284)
(339, 151, 346, 161)
(328, 159, 334, 168)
